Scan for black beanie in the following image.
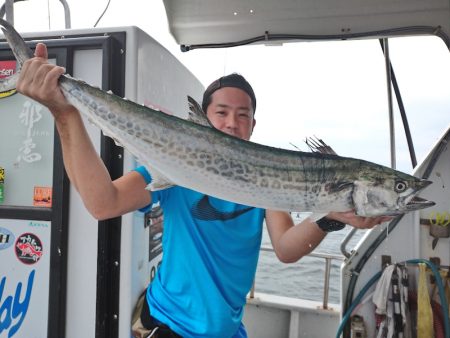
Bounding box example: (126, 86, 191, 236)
(202, 73, 256, 114)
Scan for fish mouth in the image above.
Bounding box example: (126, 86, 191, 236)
(405, 196, 435, 211)
(381, 197, 435, 216)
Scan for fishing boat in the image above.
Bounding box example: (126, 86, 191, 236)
(0, 0, 448, 337)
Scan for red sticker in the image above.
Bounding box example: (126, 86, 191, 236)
(0, 60, 17, 98)
(15, 232, 43, 264)
(0, 60, 16, 79)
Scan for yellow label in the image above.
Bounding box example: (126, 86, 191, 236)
(0, 89, 17, 98)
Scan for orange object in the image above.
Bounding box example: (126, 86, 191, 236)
(33, 186, 52, 207)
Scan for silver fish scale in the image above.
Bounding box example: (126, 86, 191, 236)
(1, 16, 434, 216)
(49, 77, 431, 213)
(62, 76, 357, 211)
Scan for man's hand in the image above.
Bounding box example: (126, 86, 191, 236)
(327, 210, 393, 229)
(17, 43, 76, 121)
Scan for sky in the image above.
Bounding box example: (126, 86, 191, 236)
(11, 0, 450, 173)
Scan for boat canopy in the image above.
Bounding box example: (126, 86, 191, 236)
(162, 0, 450, 51)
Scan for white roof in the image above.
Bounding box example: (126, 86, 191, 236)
(163, 0, 450, 51)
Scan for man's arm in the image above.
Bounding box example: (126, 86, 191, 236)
(265, 210, 325, 263)
(17, 43, 151, 219)
(266, 210, 390, 263)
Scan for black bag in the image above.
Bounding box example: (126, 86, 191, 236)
(131, 291, 182, 338)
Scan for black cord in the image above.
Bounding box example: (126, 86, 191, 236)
(94, 0, 111, 27)
(379, 39, 417, 168)
(181, 26, 450, 52)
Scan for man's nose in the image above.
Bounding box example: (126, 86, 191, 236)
(225, 114, 238, 129)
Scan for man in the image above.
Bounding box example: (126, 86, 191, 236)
(17, 43, 388, 338)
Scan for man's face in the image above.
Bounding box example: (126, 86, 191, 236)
(205, 87, 256, 141)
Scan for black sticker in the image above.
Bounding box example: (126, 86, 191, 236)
(15, 233, 43, 264)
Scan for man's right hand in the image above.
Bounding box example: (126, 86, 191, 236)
(16, 42, 77, 122)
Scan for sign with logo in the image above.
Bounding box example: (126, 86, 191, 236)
(15, 233, 44, 264)
(0, 60, 17, 98)
(0, 82, 54, 207)
(0, 219, 50, 338)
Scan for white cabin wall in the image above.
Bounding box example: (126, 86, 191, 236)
(244, 293, 340, 338)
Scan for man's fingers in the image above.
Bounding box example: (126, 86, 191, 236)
(361, 216, 392, 228)
(41, 65, 66, 89)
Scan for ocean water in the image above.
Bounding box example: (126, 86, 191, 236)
(255, 214, 367, 304)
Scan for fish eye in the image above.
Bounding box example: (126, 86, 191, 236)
(394, 180, 407, 192)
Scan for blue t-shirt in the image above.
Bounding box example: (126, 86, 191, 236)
(136, 166, 265, 337)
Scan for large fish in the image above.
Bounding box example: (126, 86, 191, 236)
(0, 18, 434, 217)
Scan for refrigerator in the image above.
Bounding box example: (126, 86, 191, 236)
(0, 25, 203, 338)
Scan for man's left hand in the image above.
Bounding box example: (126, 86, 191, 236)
(327, 211, 393, 229)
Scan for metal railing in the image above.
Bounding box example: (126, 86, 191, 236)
(249, 246, 344, 310)
(0, 0, 71, 28)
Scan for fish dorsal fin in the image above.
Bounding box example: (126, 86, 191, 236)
(187, 95, 212, 127)
(305, 136, 337, 155)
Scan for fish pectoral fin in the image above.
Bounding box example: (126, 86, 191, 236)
(145, 181, 174, 191)
(187, 95, 213, 127)
(146, 180, 174, 191)
(329, 181, 354, 193)
(144, 168, 174, 191)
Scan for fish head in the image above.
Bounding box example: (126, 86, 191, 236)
(352, 169, 435, 217)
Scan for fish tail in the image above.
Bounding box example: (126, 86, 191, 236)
(0, 18, 34, 92)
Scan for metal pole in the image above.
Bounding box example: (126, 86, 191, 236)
(340, 227, 357, 259)
(256, 247, 343, 306)
(383, 38, 396, 169)
(59, 0, 71, 28)
(322, 257, 331, 309)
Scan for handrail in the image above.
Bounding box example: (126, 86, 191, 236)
(0, 0, 71, 28)
(340, 227, 358, 258)
(249, 246, 344, 310)
(59, 0, 71, 29)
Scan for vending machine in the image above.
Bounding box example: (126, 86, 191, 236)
(0, 25, 203, 338)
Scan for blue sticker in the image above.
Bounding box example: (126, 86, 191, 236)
(0, 227, 14, 251)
